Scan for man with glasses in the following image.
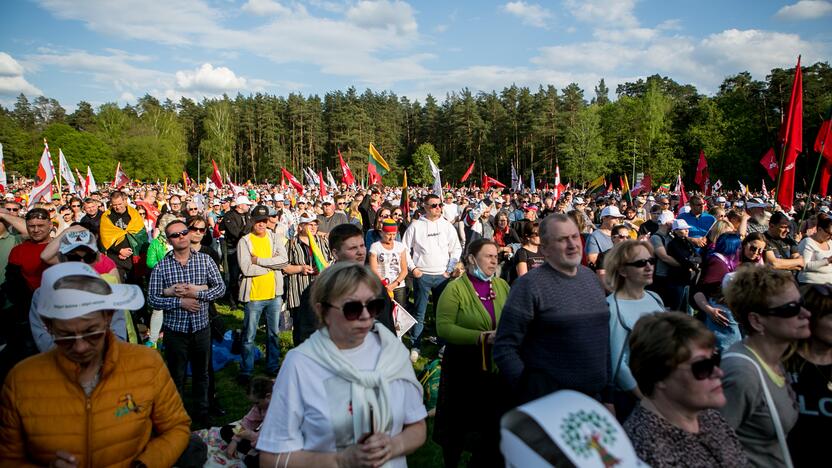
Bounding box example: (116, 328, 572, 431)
(316, 196, 348, 235)
(677, 195, 714, 249)
(0, 262, 195, 467)
(148, 220, 226, 427)
(402, 193, 462, 362)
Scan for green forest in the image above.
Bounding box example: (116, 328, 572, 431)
(1, 61, 830, 190)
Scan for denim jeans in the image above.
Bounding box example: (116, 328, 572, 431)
(241, 296, 283, 376)
(411, 273, 449, 349)
(164, 326, 211, 418)
(704, 299, 742, 354)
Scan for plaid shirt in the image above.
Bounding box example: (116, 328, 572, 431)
(148, 249, 226, 333)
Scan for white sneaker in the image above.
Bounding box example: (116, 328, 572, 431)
(410, 348, 420, 363)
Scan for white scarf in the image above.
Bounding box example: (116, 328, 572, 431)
(296, 323, 422, 445)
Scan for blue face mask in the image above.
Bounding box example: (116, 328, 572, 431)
(471, 257, 494, 282)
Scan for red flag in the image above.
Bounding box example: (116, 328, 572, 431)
(338, 148, 355, 186)
(367, 162, 382, 185)
(211, 160, 224, 189)
(821, 160, 832, 197)
(460, 162, 475, 182)
(318, 170, 327, 198)
(482, 173, 505, 191)
(760, 147, 779, 180)
(281, 167, 304, 194)
(776, 56, 803, 210)
(816, 120, 832, 161)
(694, 150, 709, 192)
(112, 162, 130, 189)
(631, 174, 652, 196)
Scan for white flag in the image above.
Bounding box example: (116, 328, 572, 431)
(58, 149, 77, 194)
(326, 168, 338, 189)
(427, 156, 442, 196)
(0, 143, 7, 191)
(86, 166, 98, 194)
(28, 140, 55, 208)
(712, 179, 722, 192)
(511, 163, 520, 192)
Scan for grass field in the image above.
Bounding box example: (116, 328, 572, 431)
(202, 303, 462, 467)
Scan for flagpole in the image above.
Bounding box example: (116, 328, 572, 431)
(775, 55, 801, 210)
(800, 132, 832, 220)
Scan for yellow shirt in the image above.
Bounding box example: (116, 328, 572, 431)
(249, 234, 276, 301)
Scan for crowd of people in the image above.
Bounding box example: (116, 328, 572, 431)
(0, 175, 829, 467)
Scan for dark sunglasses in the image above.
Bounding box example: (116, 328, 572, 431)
(188, 226, 207, 233)
(323, 298, 386, 321)
(167, 229, 190, 239)
(71, 204, 81, 208)
(188, 207, 199, 211)
(66, 252, 96, 264)
(690, 353, 721, 380)
(624, 257, 657, 268)
(762, 299, 804, 318)
(428, 203, 443, 208)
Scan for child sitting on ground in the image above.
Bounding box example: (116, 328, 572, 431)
(221, 376, 273, 467)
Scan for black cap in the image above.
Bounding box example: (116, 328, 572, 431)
(251, 205, 270, 222)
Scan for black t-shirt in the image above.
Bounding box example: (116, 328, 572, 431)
(515, 247, 545, 272)
(786, 352, 832, 468)
(764, 231, 799, 260)
(638, 219, 659, 237)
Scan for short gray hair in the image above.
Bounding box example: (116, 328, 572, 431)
(539, 213, 576, 245)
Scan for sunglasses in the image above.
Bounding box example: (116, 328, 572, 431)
(624, 257, 657, 268)
(612, 234, 630, 239)
(6, 207, 20, 212)
(337, 202, 347, 206)
(52, 329, 107, 347)
(167, 229, 190, 239)
(428, 203, 443, 208)
(188, 226, 207, 233)
(71, 204, 81, 208)
(689, 353, 721, 380)
(188, 207, 199, 211)
(322, 298, 386, 321)
(762, 299, 804, 318)
(66, 252, 96, 264)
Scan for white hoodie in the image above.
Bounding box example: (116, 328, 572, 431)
(402, 215, 462, 275)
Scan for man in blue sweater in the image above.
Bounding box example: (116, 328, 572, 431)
(494, 213, 612, 405)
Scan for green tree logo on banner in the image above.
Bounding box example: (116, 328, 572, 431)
(560, 410, 621, 467)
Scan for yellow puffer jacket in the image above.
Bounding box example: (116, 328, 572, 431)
(0, 332, 191, 468)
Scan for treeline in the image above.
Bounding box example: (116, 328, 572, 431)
(0, 61, 830, 189)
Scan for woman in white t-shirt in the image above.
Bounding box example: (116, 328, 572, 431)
(369, 218, 409, 306)
(797, 215, 832, 285)
(258, 263, 427, 468)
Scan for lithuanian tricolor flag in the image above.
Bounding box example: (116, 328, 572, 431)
(369, 143, 391, 176)
(587, 175, 606, 195)
(307, 226, 329, 272)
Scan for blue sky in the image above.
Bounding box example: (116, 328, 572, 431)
(1, 0, 831, 110)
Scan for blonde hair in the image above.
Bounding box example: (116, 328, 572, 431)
(724, 265, 796, 333)
(310, 262, 383, 328)
(707, 219, 735, 245)
(603, 240, 654, 291)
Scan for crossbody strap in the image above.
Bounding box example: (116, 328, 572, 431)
(723, 352, 793, 468)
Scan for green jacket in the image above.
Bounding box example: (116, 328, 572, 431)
(146, 237, 170, 269)
(436, 273, 509, 345)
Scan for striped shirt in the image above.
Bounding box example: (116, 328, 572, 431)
(285, 236, 332, 309)
(148, 249, 226, 333)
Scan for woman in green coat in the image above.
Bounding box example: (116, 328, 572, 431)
(434, 238, 510, 467)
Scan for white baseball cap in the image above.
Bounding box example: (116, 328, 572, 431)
(59, 229, 97, 255)
(234, 195, 253, 206)
(38, 263, 145, 320)
(600, 206, 625, 218)
(658, 211, 675, 225)
(672, 218, 691, 231)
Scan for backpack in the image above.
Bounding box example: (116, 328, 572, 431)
(418, 358, 442, 411)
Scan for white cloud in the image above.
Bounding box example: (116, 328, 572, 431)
(502, 2, 552, 28)
(593, 27, 657, 43)
(775, 1, 832, 20)
(0, 52, 43, 96)
(175, 63, 248, 92)
(120, 91, 136, 103)
(241, 0, 291, 16)
(657, 19, 682, 31)
(696, 29, 812, 77)
(564, 0, 638, 28)
(346, 0, 418, 36)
